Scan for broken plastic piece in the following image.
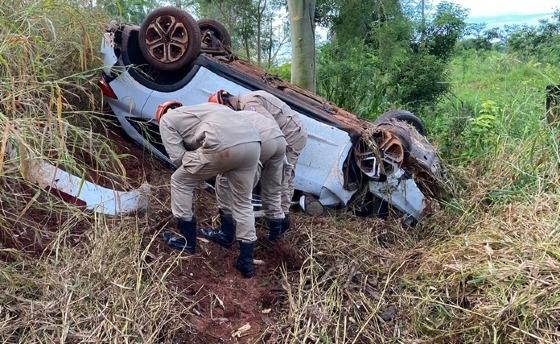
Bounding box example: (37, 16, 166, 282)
(369, 169, 426, 224)
(19, 154, 150, 215)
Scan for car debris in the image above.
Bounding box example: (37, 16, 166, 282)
(28, 160, 151, 216)
(6, 143, 151, 216)
(99, 7, 446, 223)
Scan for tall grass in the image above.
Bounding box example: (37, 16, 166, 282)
(278, 50, 560, 342)
(0, 1, 188, 342)
(2, 1, 559, 342)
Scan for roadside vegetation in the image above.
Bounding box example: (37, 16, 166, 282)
(0, 2, 186, 342)
(1, 0, 559, 343)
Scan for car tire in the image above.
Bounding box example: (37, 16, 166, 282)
(374, 110, 426, 136)
(199, 19, 232, 49)
(138, 7, 201, 72)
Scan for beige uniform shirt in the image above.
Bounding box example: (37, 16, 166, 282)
(235, 110, 284, 142)
(237, 91, 307, 146)
(159, 103, 261, 167)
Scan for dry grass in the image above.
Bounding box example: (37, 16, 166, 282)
(276, 88, 560, 342)
(277, 177, 559, 342)
(1, 1, 560, 343)
(0, 217, 190, 342)
(0, 2, 191, 343)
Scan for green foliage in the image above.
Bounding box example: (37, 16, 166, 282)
(96, 0, 159, 23)
(316, 1, 468, 116)
(423, 49, 560, 202)
(507, 12, 560, 64)
(459, 11, 560, 65)
(194, 0, 288, 66)
(460, 24, 504, 51)
(391, 51, 448, 106)
(419, 1, 468, 60)
(461, 100, 501, 160)
(317, 42, 395, 119)
(269, 62, 291, 81)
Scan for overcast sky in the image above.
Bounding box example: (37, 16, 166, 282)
(433, 0, 558, 26)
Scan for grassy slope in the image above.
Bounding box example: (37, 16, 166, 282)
(0, 2, 187, 342)
(1, 1, 559, 342)
(278, 51, 560, 343)
(396, 52, 560, 341)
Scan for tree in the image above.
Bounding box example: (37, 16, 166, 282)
(195, 0, 289, 67)
(95, 0, 159, 23)
(420, 1, 468, 60)
(315, 0, 469, 114)
(288, 0, 316, 92)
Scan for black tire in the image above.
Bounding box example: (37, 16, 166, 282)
(138, 7, 201, 72)
(198, 19, 232, 48)
(374, 110, 426, 136)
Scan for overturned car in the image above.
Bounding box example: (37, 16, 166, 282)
(99, 7, 444, 224)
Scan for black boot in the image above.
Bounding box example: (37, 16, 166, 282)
(268, 218, 285, 242)
(235, 241, 256, 278)
(162, 218, 196, 254)
(200, 212, 235, 248)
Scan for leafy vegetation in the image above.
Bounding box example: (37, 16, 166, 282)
(0, 1, 186, 342)
(278, 46, 560, 343)
(1, 0, 559, 343)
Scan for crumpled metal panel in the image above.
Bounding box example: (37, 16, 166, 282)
(24, 157, 151, 216)
(368, 169, 426, 224)
(373, 121, 442, 177)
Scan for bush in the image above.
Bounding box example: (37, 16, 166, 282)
(506, 11, 560, 64)
(315, 1, 469, 116)
(392, 52, 449, 107)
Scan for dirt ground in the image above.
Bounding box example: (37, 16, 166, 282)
(101, 125, 304, 343)
(148, 190, 302, 343)
(1, 123, 305, 342)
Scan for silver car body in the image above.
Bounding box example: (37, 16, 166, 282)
(100, 30, 441, 221)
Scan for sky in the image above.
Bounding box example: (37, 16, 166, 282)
(433, 0, 559, 27)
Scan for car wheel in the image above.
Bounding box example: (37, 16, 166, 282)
(374, 110, 426, 136)
(198, 19, 232, 49)
(138, 7, 201, 71)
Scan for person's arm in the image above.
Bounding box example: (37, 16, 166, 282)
(159, 120, 187, 168)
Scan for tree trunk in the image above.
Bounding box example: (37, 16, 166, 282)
(256, 0, 263, 66)
(288, 0, 316, 92)
(175, 0, 181, 8)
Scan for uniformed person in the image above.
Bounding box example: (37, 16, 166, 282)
(201, 109, 287, 244)
(208, 90, 308, 232)
(156, 101, 261, 278)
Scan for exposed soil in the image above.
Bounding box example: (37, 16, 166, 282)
(150, 190, 303, 343)
(1, 120, 305, 342)
(0, 122, 169, 260)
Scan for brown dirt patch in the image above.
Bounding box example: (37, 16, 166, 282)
(150, 190, 303, 343)
(4, 123, 304, 342)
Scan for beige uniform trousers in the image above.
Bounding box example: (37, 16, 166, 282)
(171, 142, 261, 242)
(282, 129, 307, 213)
(217, 136, 286, 219)
(234, 92, 308, 213)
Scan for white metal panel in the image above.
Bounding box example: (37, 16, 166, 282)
(141, 68, 356, 205)
(24, 159, 151, 216)
(100, 33, 118, 75)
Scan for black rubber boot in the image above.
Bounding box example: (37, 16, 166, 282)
(162, 218, 196, 254)
(268, 218, 285, 242)
(200, 213, 235, 248)
(235, 241, 256, 278)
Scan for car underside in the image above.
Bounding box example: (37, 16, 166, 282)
(99, 9, 445, 224)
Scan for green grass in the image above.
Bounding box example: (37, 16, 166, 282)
(1, 1, 559, 342)
(279, 51, 560, 342)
